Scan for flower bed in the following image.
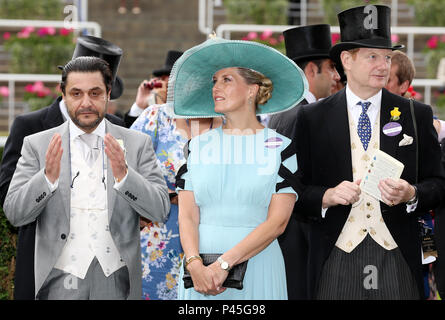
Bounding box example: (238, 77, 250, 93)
(3, 27, 75, 74)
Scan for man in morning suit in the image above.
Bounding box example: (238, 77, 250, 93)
(3, 56, 170, 299)
(0, 36, 126, 300)
(293, 5, 445, 299)
(268, 24, 340, 300)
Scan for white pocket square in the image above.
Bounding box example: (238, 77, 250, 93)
(399, 134, 413, 146)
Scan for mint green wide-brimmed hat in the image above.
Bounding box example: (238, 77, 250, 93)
(166, 36, 308, 118)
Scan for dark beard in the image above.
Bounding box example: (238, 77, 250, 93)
(69, 107, 105, 131)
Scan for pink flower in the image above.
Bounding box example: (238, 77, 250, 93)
(391, 34, 399, 43)
(22, 26, 35, 33)
(268, 38, 278, 46)
(331, 33, 340, 45)
(3, 32, 10, 40)
(37, 27, 49, 37)
(60, 28, 73, 36)
(46, 27, 56, 35)
(260, 29, 273, 40)
(25, 84, 34, 93)
(0, 86, 9, 97)
(427, 36, 439, 49)
(17, 31, 30, 38)
(33, 81, 52, 97)
(278, 34, 284, 42)
(36, 88, 51, 98)
(441, 35, 445, 43)
(246, 32, 258, 40)
(241, 36, 248, 40)
(25, 82, 52, 97)
(17, 27, 34, 38)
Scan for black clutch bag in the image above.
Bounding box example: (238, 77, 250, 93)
(183, 254, 248, 290)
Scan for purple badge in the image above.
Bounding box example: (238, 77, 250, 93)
(265, 137, 283, 148)
(382, 122, 402, 136)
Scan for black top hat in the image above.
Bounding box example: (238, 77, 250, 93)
(152, 50, 183, 77)
(329, 5, 404, 66)
(283, 24, 333, 63)
(72, 35, 124, 99)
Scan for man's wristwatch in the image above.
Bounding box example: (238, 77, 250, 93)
(406, 185, 418, 205)
(217, 256, 231, 272)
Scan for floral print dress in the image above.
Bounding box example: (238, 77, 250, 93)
(131, 104, 188, 300)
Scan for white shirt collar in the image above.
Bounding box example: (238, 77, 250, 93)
(69, 118, 106, 141)
(346, 85, 382, 110)
(304, 91, 317, 104)
(345, 85, 382, 127)
(59, 99, 69, 122)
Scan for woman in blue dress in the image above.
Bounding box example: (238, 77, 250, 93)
(170, 37, 308, 299)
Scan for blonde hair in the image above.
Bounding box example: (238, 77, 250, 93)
(236, 67, 273, 106)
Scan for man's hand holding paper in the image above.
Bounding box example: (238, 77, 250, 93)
(360, 150, 415, 206)
(378, 178, 416, 207)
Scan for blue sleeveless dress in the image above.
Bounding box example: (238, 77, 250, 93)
(176, 126, 298, 300)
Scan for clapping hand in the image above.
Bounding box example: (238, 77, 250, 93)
(104, 133, 127, 182)
(45, 133, 63, 184)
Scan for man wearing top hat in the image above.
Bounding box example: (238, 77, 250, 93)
(0, 36, 125, 299)
(293, 5, 445, 299)
(268, 24, 340, 300)
(124, 50, 183, 128)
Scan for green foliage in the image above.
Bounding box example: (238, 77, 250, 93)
(23, 81, 59, 111)
(435, 94, 445, 109)
(320, 0, 383, 25)
(406, 0, 445, 27)
(24, 94, 56, 111)
(4, 29, 75, 74)
(0, 146, 17, 300)
(223, 0, 289, 25)
(0, 0, 64, 20)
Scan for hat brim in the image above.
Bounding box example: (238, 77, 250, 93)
(167, 39, 308, 118)
(152, 67, 171, 77)
(291, 53, 331, 64)
(110, 76, 124, 100)
(329, 41, 404, 66)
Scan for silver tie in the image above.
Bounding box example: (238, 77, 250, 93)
(80, 133, 99, 167)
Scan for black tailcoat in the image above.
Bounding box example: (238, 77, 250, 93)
(293, 88, 445, 299)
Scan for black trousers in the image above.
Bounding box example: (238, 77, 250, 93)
(13, 222, 36, 300)
(316, 235, 420, 300)
(278, 218, 310, 299)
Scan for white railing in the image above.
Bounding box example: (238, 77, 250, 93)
(0, 74, 61, 131)
(0, 19, 101, 37)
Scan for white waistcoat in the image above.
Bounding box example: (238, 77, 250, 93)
(54, 141, 126, 279)
(335, 111, 398, 253)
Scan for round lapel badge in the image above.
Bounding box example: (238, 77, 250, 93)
(382, 122, 402, 136)
(264, 137, 283, 149)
